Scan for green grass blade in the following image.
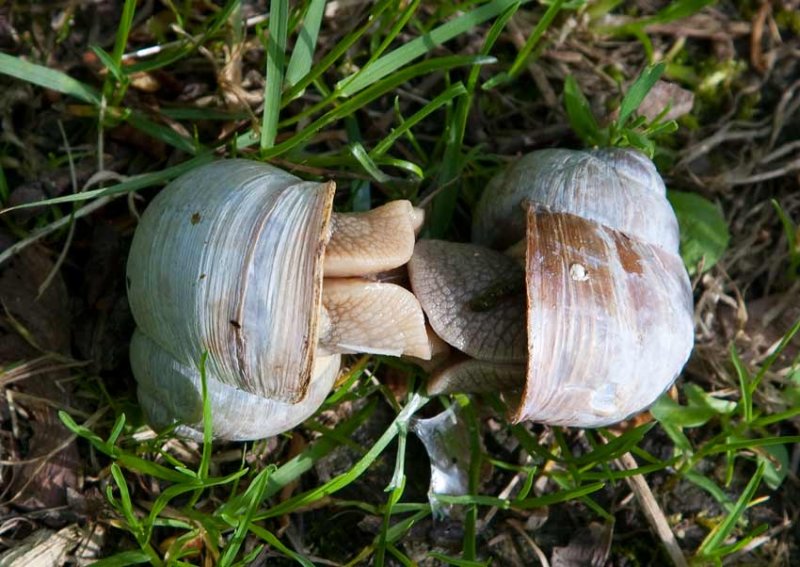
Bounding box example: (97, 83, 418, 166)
(1, 153, 214, 212)
(429, 4, 517, 236)
(111, 0, 137, 65)
(371, 83, 467, 158)
(698, 436, 800, 458)
(225, 399, 375, 509)
(385, 508, 431, 543)
(0, 52, 100, 104)
(198, 351, 212, 480)
(617, 62, 666, 125)
(220, 466, 275, 566)
(771, 198, 800, 278)
(730, 344, 753, 423)
(750, 317, 800, 394)
(427, 552, 489, 567)
(285, 0, 326, 88)
(126, 111, 199, 154)
(697, 460, 766, 556)
(126, 0, 240, 74)
(89, 551, 153, 566)
(249, 525, 315, 566)
(506, 0, 565, 79)
(336, 0, 525, 97)
(281, 0, 395, 104)
(351, 142, 391, 183)
(684, 471, 735, 515)
(563, 75, 602, 146)
(434, 481, 605, 509)
(365, 0, 421, 66)
(261, 0, 290, 150)
(91, 45, 125, 82)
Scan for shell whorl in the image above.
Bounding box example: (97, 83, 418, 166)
(472, 148, 679, 254)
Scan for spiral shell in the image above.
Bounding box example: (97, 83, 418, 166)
(472, 148, 679, 252)
(127, 159, 335, 439)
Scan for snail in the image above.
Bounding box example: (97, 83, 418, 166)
(408, 148, 695, 427)
(127, 159, 433, 440)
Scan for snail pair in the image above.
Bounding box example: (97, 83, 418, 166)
(126, 149, 694, 440)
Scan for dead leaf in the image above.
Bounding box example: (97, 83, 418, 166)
(551, 522, 613, 567)
(0, 524, 82, 566)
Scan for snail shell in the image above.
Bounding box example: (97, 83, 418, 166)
(127, 160, 336, 439)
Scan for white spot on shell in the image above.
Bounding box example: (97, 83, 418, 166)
(590, 383, 618, 416)
(570, 263, 589, 281)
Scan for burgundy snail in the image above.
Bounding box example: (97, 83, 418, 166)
(126, 150, 694, 439)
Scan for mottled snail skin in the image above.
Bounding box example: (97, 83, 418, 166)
(127, 159, 430, 441)
(410, 148, 695, 428)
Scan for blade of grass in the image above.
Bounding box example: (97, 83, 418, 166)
(371, 83, 467, 158)
(375, 426, 409, 567)
(281, 0, 396, 105)
(463, 398, 482, 561)
(771, 199, 800, 278)
(435, 481, 605, 509)
(285, 0, 326, 89)
(261, 0, 290, 150)
(126, 111, 200, 154)
(750, 317, 800, 394)
(598, 0, 716, 37)
(103, 0, 137, 101)
(696, 460, 766, 556)
(364, 0, 421, 67)
(506, 0, 565, 79)
(684, 470, 735, 515)
(219, 465, 275, 565)
(228, 398, 377, 507)
(91, 46, 125, 83)
(617, 62, 666, 125)
(89, 551, 153, 566)
(0, 52, 100, 104)
(125, 0, 241, 73)
(730, 344, 753, 423)
(0, 153, 214, 213)
(351, 142, 391, 184)
(249, 524, 315, 567)
(563, 75, 603, 146)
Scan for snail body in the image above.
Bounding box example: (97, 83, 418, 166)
(409, 148, 694, 427)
